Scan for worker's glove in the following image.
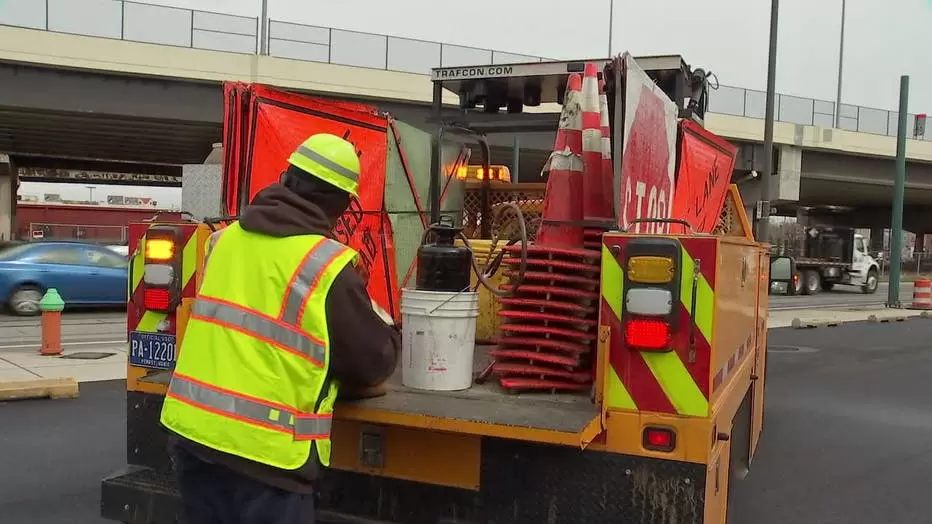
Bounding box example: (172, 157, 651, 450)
(370, 298, 395, 327)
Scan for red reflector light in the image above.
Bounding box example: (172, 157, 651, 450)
(144, 288, 171, 311)
(643, 427, 676, 452)
(625, 318, 670, 350)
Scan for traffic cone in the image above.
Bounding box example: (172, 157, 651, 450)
(599, 77, 615, 225)
(580, 62, 611, 250)
(536, 73, 584, 249)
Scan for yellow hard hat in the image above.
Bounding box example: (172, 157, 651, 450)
(287, 133, 361, 197)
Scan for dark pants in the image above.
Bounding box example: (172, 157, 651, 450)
(174, 448, 316, 524)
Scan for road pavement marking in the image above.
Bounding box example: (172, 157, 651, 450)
(0, 339, 126, 350)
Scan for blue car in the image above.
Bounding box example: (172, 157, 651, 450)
(0, 241, 128, 316)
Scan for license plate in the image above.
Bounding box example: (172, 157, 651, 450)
(129, 331, 177, 371)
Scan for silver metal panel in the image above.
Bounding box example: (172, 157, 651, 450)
(182, 164, 223, 219)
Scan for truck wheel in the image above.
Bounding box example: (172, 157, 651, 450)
(801, 270, 821, 295)
(862, 268, 879, 294)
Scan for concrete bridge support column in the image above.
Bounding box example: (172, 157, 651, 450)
(737, 144, 802, 213)
(0, 155, 13, 242)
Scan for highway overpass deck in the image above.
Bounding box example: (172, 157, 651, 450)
(2, 0, 932, 158)
(3, 1, 932, 232)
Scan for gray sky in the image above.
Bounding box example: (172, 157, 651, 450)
(22, 0, 932, 206)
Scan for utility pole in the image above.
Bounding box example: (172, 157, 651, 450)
(887, 75, 910, 308)
(259, 0, 269, 56)
(607, 0, 614, 57)
(834, 0, 847, 128)
(756, 0, 779, 243)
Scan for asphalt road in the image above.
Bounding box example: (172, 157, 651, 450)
(3, 320, 932, 523)
(768, 282, 912, 310)
(730, 321, 932, 523)
(0, 380, 124, 524)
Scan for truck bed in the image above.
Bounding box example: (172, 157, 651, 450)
(337, 345, 598, 436)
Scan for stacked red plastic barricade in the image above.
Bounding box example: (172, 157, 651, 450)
(491, 63, 614, 393)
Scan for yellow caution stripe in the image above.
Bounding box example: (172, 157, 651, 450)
(600, 244, 636, 411)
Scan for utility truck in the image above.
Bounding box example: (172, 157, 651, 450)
(101, 54, 774, 523)
(778, 226, 879, 295)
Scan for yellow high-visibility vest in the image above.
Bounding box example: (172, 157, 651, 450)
(160, 222, 357, 470)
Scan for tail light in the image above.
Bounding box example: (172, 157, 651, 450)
(625, 318, 670, 350)
(642, 426, 676, 452)
(621, 239, 682, 353)
(142, 225, 183, 312)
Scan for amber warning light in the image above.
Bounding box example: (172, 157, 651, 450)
(145, 238, 175, 262)
(456, 164, 511, 182)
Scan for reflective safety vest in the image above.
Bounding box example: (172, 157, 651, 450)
(160, 222, 357, 470)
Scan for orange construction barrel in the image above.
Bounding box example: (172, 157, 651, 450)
(911, 279, 932, 309)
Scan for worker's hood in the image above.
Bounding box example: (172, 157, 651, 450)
(239, 183, 337, 237)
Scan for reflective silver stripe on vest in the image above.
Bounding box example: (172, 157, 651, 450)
(294, 416, 332, 439)
(168, 374, 332, 439)
(192, 299, 327, 366)
(281, 239, 347, 325)
(296, 145, 359, 183)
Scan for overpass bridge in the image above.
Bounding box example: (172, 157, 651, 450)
(2, 0, 932, 240)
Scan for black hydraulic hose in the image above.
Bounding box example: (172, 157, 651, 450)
(455, 201, 529, 298)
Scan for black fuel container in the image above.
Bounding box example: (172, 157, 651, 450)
(415, 215, 472, 292)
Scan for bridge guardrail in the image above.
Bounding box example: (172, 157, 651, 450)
(0, 0, 928, 141)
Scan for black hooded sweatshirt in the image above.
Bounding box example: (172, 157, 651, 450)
(173, 183, 400, 494)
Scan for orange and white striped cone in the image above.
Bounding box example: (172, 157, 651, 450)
(536, 73, 584, 249)
(911, 279, 932, 309)
(580, 62, 610, 250)
(598, 77, 615, 221)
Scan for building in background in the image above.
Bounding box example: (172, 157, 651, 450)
(15, 193, 178, 244)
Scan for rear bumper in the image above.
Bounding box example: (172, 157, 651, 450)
(102, 439, 707, 524)
(100, 466, 179, 524)
(99, 466, 393, 524)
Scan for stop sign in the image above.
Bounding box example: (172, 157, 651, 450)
(619, 83, 677, 234)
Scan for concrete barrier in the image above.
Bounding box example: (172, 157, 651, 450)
(791, 318, 840, 329)
(781, 307, 931, 329)
(0, 377, 79, 401)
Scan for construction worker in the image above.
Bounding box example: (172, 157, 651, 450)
(160, 133, 401, 524)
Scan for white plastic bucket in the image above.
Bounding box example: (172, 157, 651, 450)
(400, 288, 480, 391)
